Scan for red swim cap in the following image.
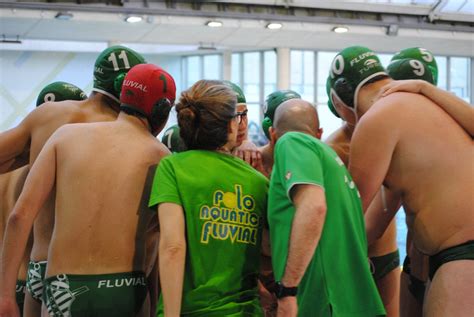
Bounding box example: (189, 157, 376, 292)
(120, 64, 176, 133)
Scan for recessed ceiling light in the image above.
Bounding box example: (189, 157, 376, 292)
(206, 20, 223, 28)
(332, 26, 349, 33)
(266, 22, 283, 30)
(125, 16, 143, 23)
(55, 12, 73, 20)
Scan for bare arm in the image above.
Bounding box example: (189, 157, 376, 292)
(280, 184, 326, 286)
(349, 108, 399, 212)
(276, 184, 326, 317)
(0, 120, 31, 173)
(0, 136, 57, 300)
(365, 186, 401, 246)
(381, 80, 474, 137)
(158, 202, 186, 317)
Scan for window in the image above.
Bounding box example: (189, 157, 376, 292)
(450, 57, 470, 102)
(183, 54, 222, 90)
(435, 56, 447, 90)
(290, 50, 315, 103)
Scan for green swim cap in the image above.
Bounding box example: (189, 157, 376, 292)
(36, 81, 87, 107)
(262, 89, 301, 139)
(328, 46, 387, 112)
(222, 81, 246, 104)
(92, 45, 146, 103)
(161, 124, 187, 153)
(387, 58, 435, 85)
(391, 47, 438, 86)
(326, 76, 339, 118)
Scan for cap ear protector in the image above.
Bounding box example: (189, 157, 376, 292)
(327, 97, 340, 118)
(150, 98, 173, 131)
(333, 77, 354, 108)
(262, 117, 273, 139)
(113, 73, 127, 97)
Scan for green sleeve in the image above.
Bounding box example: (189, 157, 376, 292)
(148, 157, 182, 208)
(274, 133, 325, 200)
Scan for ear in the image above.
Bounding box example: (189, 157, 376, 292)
(316, 128, 323, 140)
(228, 117, 236, 134)
(269, 127, 278, 147)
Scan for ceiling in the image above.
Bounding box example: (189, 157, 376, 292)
(0, 1, 473, 56)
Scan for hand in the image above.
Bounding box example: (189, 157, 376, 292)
(0, 296, 20, 317)
(276, 296, 298, 317)
(232, 140, 263, 169)
(380, 79, 428, 97)
(259, 280, 277, 315)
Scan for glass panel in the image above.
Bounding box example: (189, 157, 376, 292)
(231, 53, 241, 85)
(435, 56, 447, 90)
(290, 50, 314, 102)
(185, 56, 201, 89)
(247, 103, 267, 146)
(378, 53, 393, 69)
(316, 51, 337, 105)
(203, 54, 221, 80)
(243, 52, 260, 103)
(290, 50, 303, 85)
(264, 51, 277, 85)
(450, 57, 470, 102)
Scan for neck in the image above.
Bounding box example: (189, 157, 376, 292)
(89, 92, 120, 113)
(357, 77, 392, 117)
(118, 112, 151, 133)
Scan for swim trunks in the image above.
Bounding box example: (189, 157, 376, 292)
(370, 249, 400, 281)
(16, 279, 26, 315)
(402, 256, 426, 304)
(26, 260, 47, 303)
(429, 240, 474, 280)
(44, 271, 147, 317)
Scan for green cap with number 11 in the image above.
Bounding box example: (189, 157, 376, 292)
(92, 45, 146, 103)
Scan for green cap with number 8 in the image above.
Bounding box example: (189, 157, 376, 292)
(391, 47, 438, 86)
(93, 45, 146, 103)
(387, 58, 435, 85)
(161, 124, 187, 153)
(36, 81, 87, 107)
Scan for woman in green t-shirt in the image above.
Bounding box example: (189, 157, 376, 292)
(149, 80, 269, 316)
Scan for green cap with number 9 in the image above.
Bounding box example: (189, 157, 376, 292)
(387, 58, 435, 85)
(391, 47, 438, 86)
(93, 45, 146, 103)
(36, 81, 87, 107)
(161, 124, 187, 153)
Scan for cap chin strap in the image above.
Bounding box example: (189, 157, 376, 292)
(330, 89, 359, 124)
(352, 71, 387, 123)
(91, 88, 120, 104)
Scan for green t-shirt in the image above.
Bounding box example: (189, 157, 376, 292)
(268, 132, 385, 317)
(149, 150, 268, 317)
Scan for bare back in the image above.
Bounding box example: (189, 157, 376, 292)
(27, 98, 118, 261)
(46, 120, 169, 276)
(357, 92, 473, 255)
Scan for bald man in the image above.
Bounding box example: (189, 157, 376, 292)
(328, 46, 473, 316)
(267, 99, 385, 316)
(0, 46, 145, 316)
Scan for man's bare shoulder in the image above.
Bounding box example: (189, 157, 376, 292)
(27, 100, 86, 125)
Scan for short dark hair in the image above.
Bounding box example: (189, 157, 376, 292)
(176, 80, 237, 150)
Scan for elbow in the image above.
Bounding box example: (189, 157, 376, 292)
(159, 242, 186, 261)
(7, 206, 31, 229)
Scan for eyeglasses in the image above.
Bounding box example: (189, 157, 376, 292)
(233, 110, 248, 124)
